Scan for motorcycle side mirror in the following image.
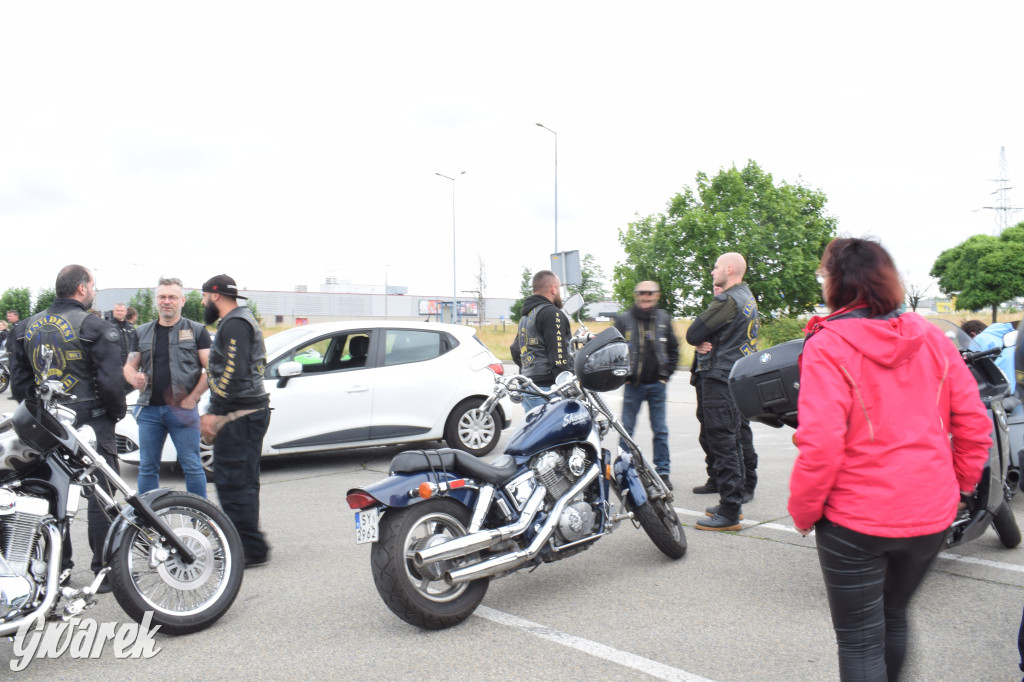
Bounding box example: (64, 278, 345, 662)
(1005, 330, 1018, 348)
(563, 293, 584, 319)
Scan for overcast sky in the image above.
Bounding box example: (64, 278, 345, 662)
(2, 2, 1023, 304)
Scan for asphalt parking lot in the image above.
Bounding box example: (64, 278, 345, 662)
(1, 376, 1023, 681)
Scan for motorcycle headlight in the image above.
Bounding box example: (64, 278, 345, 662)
(76, 424, 98, 451)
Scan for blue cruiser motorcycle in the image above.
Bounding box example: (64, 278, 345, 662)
(347, 299, 686, 630)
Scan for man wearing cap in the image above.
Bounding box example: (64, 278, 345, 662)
(199, 275, 271, 567)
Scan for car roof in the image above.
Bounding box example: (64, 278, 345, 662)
(265, 320, 478, 352)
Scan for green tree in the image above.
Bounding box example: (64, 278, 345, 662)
(614, 160, 837, 319)
(0, 287, 31, 320)
(508, 267, 533, 323)
(930, 223, 1024, 322)
(245, 299, 263, 326)
(128, 288, 156, 324)
(33, 288, 56, 314)
(182, 290, 204, 322)
(566, 253, 606, 319)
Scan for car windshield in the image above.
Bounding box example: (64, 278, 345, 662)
(265, 327, 316, 357)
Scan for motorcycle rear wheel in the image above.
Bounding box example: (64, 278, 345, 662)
(108, 492, 244, 635)
(992, 501, 1022, 548)
(370, 498, 489, 629)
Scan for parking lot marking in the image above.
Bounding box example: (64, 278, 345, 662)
(674, 507, 1024, 576)
(475, 605, 715, 682)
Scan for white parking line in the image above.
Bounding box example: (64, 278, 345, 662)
(475, 605, 715, 682)
(675, 507, 1024, 575)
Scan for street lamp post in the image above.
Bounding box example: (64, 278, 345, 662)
(535, 122, 557, 253)
(436, 170, 466, 324)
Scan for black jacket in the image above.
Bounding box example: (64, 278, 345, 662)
(510, 295, 571, 386)
(614, 306, 679, 385)
(11, 298, 126, 422)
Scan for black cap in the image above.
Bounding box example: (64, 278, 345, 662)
(201, 274, 247, 300)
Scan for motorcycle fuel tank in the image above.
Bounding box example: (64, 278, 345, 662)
(504, 399, 593, 458)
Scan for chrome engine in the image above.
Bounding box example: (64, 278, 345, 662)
(0, 488, 49, 619)
(531, 448, 598, 545)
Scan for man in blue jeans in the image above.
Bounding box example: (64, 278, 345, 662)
(124, 277, 211, 497)
(614, 281, 679, 489)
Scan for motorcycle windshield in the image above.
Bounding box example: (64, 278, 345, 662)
(929, 319, 979, 352)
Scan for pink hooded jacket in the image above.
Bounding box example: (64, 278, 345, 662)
(789, 310, 991, 537)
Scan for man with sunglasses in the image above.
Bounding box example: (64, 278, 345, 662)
(614, 281, 679, 490)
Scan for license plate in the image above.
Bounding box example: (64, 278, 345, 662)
(354, 508, 380, 544)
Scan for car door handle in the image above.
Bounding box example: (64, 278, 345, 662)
(346, 385, 369, 393)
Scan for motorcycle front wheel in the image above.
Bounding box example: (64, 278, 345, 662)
(628, 456, 687, 559)
(0, 369, 8, 394)
(993, 501, 1022, 548)
(370, 498, 489, 630)
(108, 492, 244, 635)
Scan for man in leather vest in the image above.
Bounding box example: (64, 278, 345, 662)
(10, 264, 126, 589)
(614, 281, 679, 490)
(687, 253, 759, 531)
(199, 274, 271, 567)
(510, 270, 572, 413)
(124, 277, 211, 498)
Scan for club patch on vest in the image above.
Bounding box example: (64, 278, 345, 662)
(179, 329, 194, 341)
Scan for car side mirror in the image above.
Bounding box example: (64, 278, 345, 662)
(276, 361, 303, 388)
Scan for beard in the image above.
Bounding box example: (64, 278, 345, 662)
(553, 293, 563, 309)
(203, 300, 221, 325)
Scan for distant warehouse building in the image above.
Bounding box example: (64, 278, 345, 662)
(95, 286, 622, 327)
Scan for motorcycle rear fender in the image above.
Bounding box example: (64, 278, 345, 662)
(613, 450, 647, 507)
(101, 488, 177, 566)
(348, 472, 475, 510)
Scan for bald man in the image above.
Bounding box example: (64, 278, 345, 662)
(686, 252, 759, 531)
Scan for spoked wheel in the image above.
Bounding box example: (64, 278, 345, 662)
(628, 455, 687, 559)
(108, 492, 244, 635)
(992, 501, 1022, 548)
(370, 498, 489, 629)
(0, 368, 8, 394)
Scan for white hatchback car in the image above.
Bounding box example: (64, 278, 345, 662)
(116, 321, 512, 467)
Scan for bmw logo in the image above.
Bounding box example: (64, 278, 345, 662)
(759, 352, 772, 364)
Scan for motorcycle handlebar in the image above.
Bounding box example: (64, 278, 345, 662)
(962, 346, 1003, 363)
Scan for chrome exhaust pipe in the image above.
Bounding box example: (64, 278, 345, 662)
(414, 484, 547, 567)
(0, 523, 63, 638)
(445, 464, 600, 585)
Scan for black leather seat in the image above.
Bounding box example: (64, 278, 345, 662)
(389, 448, 518, 486)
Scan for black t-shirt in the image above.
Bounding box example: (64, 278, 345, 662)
(149, 323, 212, 406)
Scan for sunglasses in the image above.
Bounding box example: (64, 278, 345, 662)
(634, 290, 659, 296)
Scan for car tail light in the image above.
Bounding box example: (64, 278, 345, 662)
(347, 491, 377, 509)
(487, 362, 504, 376)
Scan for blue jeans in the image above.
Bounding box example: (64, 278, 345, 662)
(136, 404, 208, 498)
(620, 381, 670, 476)
(521, 394, 548, 414)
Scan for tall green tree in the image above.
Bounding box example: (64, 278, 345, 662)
(930, 223, 1024, 322)
(566, 253, 606, 319)
(128, 288, 156, 324)
(508, 267, 533, 323)
(182, 290, 204, 322)
(33, 288, 56, 314)
(614, 160, 837, 319)
(0, 287, 31, 320)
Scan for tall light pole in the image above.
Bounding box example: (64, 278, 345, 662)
(436, 170, 465, 323)
(536, 122, 557, 253)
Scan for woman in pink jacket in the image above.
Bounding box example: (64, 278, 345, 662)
(789, 237, 991, 682)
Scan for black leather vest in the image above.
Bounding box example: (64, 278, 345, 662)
(695, 283, 759, 382)
(515, 303, 555, 380)
(23, 306, 98, 402)
(207, 306, 267, 402)
(136, 318, 207, 406)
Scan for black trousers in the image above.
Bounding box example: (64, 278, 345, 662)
(213, 407, 271, 561)
(815, 518, 944, 682)
(70, 415, 119, 574)
(694, 373, 757, 496)
(696, 376, 744, 516)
